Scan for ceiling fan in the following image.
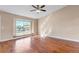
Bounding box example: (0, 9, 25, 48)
(30, 5, 46, 13)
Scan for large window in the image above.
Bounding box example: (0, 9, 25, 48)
(16, 19, 32, 36)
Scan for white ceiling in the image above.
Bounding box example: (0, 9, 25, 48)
(0, 5, 66, 19)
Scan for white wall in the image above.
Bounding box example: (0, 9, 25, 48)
(38, 6, 79, 42)
(0, 11, 38, 41)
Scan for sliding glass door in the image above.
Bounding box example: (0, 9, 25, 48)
(16, 19, 32, 36)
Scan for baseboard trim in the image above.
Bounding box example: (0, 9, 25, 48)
(48, 35, 79, 42)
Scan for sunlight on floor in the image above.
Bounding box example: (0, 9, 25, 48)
(14, 37, 32, 52)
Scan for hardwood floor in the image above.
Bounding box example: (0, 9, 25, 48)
(0, 35, 79, 53)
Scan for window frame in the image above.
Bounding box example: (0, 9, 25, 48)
(13, 18, 32, 36)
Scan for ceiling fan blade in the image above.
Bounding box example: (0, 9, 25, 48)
(32, 5, 37, 9)
(41, 9, 46, 12)
(41, 5, 45, 8)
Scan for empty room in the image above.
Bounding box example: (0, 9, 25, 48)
(0, 5, 79, 53)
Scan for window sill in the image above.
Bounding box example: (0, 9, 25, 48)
(13, 33, 35, 39)
(0, 33, 35, 42)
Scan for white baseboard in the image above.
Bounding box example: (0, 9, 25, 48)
(48, 35, 79, 42)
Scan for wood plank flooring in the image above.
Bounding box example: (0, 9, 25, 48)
(0, 35, 79, 53)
